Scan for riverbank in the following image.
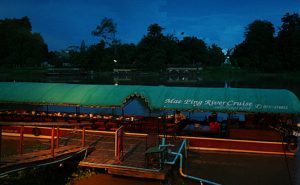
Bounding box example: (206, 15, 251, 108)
(1, 67, 300, 82)
(1, 67, 300, 97)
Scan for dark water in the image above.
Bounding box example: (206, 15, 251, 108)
(73, 151, 295, 185)
(2, 71, 300, 98)
(51, 72, 300, 100)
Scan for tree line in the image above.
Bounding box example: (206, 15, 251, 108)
(231, 13, 300, 72)
(62, 19, 225, 72)
(0, 13, 299, 72)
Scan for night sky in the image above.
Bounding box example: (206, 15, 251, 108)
(1, 0, 299, 51)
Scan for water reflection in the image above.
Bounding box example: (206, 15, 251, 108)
(1, 71, 300, 98)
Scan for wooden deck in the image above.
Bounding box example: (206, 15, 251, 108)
(79, 133, 182, 180)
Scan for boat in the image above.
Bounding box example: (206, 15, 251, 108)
(0, 82, 299, 155)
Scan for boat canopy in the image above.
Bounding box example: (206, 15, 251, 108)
(0, 82, 299, 114)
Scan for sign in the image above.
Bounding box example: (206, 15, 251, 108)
(164, 98, 289, 111)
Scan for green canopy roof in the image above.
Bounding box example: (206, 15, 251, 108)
(0, 82, 299, 114)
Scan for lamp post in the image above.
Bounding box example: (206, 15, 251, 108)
(113, 59, 119, 85)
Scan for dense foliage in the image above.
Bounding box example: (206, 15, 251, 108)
(1, 13, 300, 72)
(0, 16, 48, 68)
(231, 13, 300, 72)
(69, 22, 225, 71)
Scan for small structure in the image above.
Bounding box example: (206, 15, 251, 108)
(46, 68, 88, 76)
(223, 56, 231, 65)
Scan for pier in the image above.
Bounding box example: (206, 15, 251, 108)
(79, 130, 184, 180)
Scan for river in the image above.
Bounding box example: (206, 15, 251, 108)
(73, 151, 295, 185)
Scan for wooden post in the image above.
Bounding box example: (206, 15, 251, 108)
(82, 126, 85, 147)
(56, 126, 60, 149)
(76, 106, 80, 114)
(0, 126, 2, 162)
(51, 126, 55, 158)
(20, 126, 24, 154)
(294, 119, 300, 185)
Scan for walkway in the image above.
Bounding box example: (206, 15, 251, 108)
(80, 133, 183, 180)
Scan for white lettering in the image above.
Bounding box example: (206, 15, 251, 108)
(164, 98, 182, 104)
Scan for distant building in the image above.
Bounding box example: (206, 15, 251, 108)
(41, 61, 54, 68)
(62, 62, 72, 67)
(166, 64, 202, 75)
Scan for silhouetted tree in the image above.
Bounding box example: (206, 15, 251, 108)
(114, 43, 137, 66)
(179, 36, 208, 66)
(277, 13, 300, 70)
(0, 16, 48, 68)
(208, 44, 225, 66)
(80, 40, 86, 53)
(147, 23, 164, 38)
(136, 23, 167, 71)
(92, 17, 117, 47)
(232, 20, 279, 71)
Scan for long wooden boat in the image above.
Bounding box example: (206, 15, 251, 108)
(0, 82, 299, 155)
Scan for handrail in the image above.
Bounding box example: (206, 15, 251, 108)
(165, 139, 222, 185)
(164, 139, 187, 165)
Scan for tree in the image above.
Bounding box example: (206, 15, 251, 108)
(80, 40, 86, 53)
(179, 36, 208, 66)
(85, 42, 106, 70)
(231, 20, 279, 71)
(0, 16, 48, 68)
(207, 44, 225, 66)
(277, 13, 300, 70)
(136, 23, 167, 71)
(147, 23, 164, 38)
(114, 43, 137, 66)
(92, 17, 117, 47)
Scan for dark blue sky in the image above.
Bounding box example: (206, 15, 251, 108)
(1, 0, 299, 51)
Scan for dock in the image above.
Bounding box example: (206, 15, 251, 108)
(79, 132, 183, 180)
(0, 121, 184, 180)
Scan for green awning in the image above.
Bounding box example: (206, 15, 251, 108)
(0, 82, 299, 114)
